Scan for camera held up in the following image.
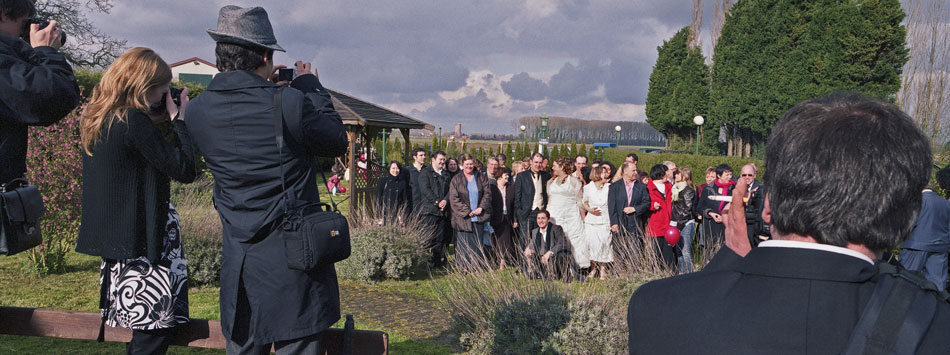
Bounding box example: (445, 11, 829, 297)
(20, 18, 66, 46)
(149, 86, 183, 114)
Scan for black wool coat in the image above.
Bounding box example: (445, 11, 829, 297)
(376, 174, 410, 214)
(0, 34, 80, 183)
(77, 111, 197, 262)
(185, 70, 348, 344)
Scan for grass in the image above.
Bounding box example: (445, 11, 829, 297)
(0, 250, 455, 354)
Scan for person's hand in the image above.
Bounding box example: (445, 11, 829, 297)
(512, 221, 518, 228)
(524, 248, 535, 257)
(294, 61, 312, 77)
(541, 251, 553, 265)
(723, 178, 752, 257)
(590, 208, 601, 216)
(473, 207, 483, 216)
(269, 64, 289, 85)
(167, 87, 189, 121)
(611, 224, 619, 233)
(438, 200, 447, 209)
(30, 21, 63, 49)
(653, 201, 661, 210)
(623, 207, 636, 215)
(710, 213, 722, 223)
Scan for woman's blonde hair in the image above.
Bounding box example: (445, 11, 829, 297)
(589, 166, 604, 183)
(678, 167, 694, 189)
(80, 47, 172, 155)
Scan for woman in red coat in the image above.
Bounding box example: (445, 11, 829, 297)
(645, 164, 675, 269)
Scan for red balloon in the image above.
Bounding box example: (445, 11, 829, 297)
(664, 225, 681, 246)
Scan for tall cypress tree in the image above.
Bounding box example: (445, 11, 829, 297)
(646, 27, 711, 151)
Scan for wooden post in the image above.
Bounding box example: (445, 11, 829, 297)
(347, 128, 359, 217)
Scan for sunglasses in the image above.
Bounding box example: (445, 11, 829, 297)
(741, 174, 754, 177)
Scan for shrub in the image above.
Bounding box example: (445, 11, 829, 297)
(336, 206, 431, 282)
(546, 293, 629, 354)
(24, 104, 84, 275)
(171, 179, 222, 287)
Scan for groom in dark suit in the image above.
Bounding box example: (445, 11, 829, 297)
(628, 93, 950, 354)
(522, 210, 574, 280)
(513, 152, 551, 247)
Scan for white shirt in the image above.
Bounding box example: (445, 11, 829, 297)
(539, 226, 548, 243)
(531, 171, 543, 210)
(758, 240, 874, 265)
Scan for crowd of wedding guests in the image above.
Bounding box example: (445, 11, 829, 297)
(375, 148, 771, 281)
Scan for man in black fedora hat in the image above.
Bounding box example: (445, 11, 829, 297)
(185, 5, 348, 354)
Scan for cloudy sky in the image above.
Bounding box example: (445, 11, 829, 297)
(86, 0, 718, 134)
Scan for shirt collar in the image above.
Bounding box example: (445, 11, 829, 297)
(758, 240, 874, 265)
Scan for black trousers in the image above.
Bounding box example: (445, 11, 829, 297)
(516, 209, 541, 250)
(422, 214, 450, 265)
(127, 327, 176, 355)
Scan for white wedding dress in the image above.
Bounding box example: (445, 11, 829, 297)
(582, 181, 613, 263)
(547, 175, 589, 268)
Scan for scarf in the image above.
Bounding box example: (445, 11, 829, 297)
(672, 181, 687, 201)
(714, 179, 736, 213)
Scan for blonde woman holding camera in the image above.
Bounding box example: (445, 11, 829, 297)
(76, 47, 195, 355)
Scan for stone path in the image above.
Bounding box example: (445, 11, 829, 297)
(338, 281, 454, 344)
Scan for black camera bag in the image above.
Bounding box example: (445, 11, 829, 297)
(271, 87, 350, 271)
(0, 178, 45, 255)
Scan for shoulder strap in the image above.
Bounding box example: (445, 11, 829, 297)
(271, 86, 342, 214)
(840, 262, 944, 355)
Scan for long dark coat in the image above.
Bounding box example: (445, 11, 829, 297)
(185, 70, 348, 344)
(0, 34, 80, 183)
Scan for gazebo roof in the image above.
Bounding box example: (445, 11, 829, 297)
(327, 88, 433, 130)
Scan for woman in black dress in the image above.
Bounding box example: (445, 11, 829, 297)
(376, 160, 410, 221)
(489, 167, 516, 270)
(76, 47, 196, 355)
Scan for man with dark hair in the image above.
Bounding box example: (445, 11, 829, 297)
(185, 6, 348, 353)
(418, 150, 451, 266)
(0, 0, 79, 184)
(522, 210, 574, 280)
(573, 154, 588, 181)
(628, 92, 950, 353)
(405, 147, 427, 210)
(513, 152, 551, 247)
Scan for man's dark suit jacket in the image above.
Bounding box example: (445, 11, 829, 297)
(513, 169, 551, 222)
(628, 246, 950, 354)
(904, 190, 950, 252)
(607, 179, 650, 233)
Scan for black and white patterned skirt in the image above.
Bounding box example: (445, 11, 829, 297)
(99, 202, 189, 330)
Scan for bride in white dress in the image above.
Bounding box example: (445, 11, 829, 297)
(546, 157, 589, 270)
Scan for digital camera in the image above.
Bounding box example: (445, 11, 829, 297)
(149, 86, 183, 114)
(20, 18, 67, 46)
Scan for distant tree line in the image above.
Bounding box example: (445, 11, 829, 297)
(515, 116, 665, 147)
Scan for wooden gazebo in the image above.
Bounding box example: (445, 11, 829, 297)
(327, 88, 433, 216)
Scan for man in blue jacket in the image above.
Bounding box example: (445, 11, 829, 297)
(185, 6, 348, 353)
(901, 185, 950, 291)
(0, 0, 79, 184)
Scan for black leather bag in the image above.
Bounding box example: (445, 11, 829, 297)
(271, 88, 351, 271)
(0, 178, 45, 255)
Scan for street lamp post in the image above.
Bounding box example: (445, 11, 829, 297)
(693, 115, 705, 155)
(614, 125, 622, 148)
(519, 124, 527, 153)
(378, 128, 389, 162)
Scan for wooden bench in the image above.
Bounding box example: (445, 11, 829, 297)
(0, 306, 387, 354)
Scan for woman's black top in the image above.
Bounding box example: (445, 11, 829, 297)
(672, 186, 697, 226)
(76, 110, 196, 262)
(376, 174, 409, 213)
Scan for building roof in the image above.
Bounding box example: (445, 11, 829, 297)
(327, 88, 433, 130)
(169, 57, 215, 68)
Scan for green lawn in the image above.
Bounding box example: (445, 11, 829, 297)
(0, 251, 455, 354)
